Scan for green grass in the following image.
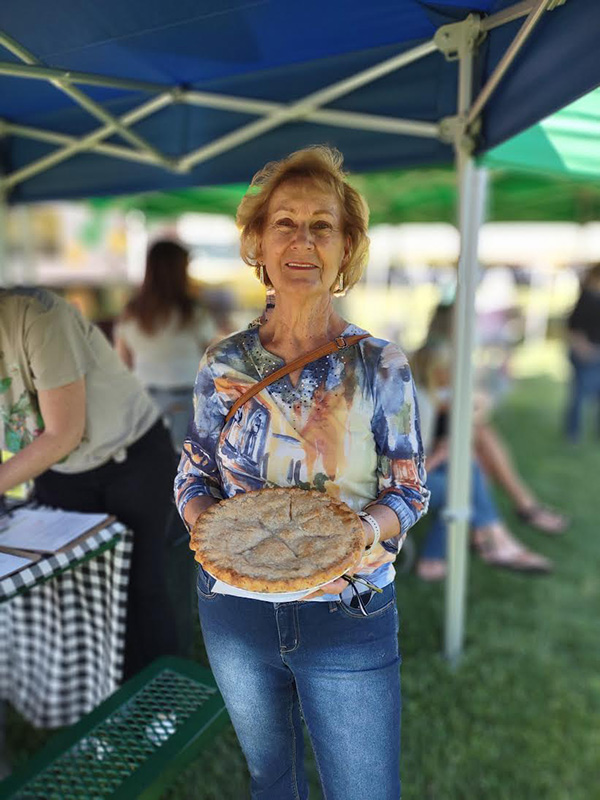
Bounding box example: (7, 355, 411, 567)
(5, 367, 600, 800)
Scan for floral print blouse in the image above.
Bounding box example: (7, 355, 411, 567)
(175, 323, 429, 597)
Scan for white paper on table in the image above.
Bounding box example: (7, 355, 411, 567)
(0, 507, 110, 553)
(0, 550, 34, 579)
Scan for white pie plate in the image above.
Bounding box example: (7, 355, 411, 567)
(207, 571, 347, 603)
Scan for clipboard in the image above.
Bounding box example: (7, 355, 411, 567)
(0, 545, 41, 562)
(0, 508, 115, 554)
(56, 515, 116, 552)
(0, 547, 39, 580)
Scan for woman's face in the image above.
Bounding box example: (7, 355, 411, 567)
(259, 179, 349, 299)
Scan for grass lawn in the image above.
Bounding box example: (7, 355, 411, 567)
(5, 357, 600, 799)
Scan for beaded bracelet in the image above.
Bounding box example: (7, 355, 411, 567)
(358, 511, 381, 551)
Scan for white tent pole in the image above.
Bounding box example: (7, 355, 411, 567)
(442, 14, 488, 666)
(442, 0, 556, 663)
(444, 159, 487, 665)
(483, 0, 543, 31)
(0, 57, 168, 94)
(179, 40, 436, 171)
(2, 91, 175, 191)
(185, 91, 440, 138)
(306, 109, 439, 138)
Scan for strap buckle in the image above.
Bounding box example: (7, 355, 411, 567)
(334, 336, 347, 349)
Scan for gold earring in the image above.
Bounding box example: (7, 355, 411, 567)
(333, 271, 345, 295)
(258, 263, 265, 284)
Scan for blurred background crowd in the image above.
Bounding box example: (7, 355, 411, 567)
(3, 196, 596, 349)
(2, 191, 597, 407)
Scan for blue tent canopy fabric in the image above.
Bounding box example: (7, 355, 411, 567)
(1, 0, 599, 203)
(480, 0, 600, 150)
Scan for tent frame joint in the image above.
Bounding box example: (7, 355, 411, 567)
(439, 115, 479, 154)
(434, 14, 485, 61)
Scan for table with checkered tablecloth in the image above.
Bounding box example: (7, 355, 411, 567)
(0, 520, 132, 728)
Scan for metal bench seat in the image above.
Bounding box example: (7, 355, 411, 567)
(0, 656, 229, 800)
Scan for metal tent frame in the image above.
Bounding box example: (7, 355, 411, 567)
(0, 3, 551, 193)
(0, 0, 566, 662)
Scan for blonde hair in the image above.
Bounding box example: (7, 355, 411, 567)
(411, 304, 455, 391)
(236, 145, 370, 293)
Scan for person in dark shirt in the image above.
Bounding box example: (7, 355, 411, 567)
(565, 264, 600, 441)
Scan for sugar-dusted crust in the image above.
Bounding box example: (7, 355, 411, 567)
(190, 487, 366, 593)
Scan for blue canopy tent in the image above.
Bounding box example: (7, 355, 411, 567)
(1, 1, 599, 201)
(1, 0, 599, 661)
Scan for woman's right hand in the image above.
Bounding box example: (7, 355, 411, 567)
(184, 495, 218, 532)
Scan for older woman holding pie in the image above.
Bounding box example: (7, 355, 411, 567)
(175, 145, 429, 800)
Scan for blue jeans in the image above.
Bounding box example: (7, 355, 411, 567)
(421, 462, 499, 560)
(196, 568, 401, 800)
(565, 352, 600, 441)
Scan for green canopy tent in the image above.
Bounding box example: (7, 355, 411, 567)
(484, 85, 600, 180)
(92, 162, 600, 225)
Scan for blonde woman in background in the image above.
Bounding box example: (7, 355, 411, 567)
(418, 303, 567, 535)
(412, 304, 561, 581)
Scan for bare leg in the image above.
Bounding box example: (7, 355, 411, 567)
(418, 522, 552, 579)
(416, 559, 447, 581)
(473, 423, 568, 534)
(473, 423, 534, 509)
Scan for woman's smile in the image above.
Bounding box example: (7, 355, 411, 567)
(285, 261, 319, 270)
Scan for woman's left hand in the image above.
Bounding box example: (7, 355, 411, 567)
(301, 550, 364, 600)
(301, 520, 394, 599)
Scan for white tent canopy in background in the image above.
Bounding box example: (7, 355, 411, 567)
(479, 222, 600, 267)
(369, 221, 600, 268)
(369, 224, 461, 268)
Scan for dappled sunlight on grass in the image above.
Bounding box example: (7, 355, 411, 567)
(510, 339, 569, 382)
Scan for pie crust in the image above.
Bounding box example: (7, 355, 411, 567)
(190, 488, 366, 593)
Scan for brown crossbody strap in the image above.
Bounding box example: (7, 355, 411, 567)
(225, 333, 370, 423)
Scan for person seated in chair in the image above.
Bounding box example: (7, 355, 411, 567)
(412, 322, 554, 581)
(415, 302, 568, 536)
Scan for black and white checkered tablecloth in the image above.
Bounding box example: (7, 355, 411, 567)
(0, 521, 132, 728)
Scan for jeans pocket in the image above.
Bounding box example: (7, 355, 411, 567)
(196, 564, 217, 599)
(337, 582, 397, 620)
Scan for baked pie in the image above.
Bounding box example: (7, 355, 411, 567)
(190, 487, 366, 593)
